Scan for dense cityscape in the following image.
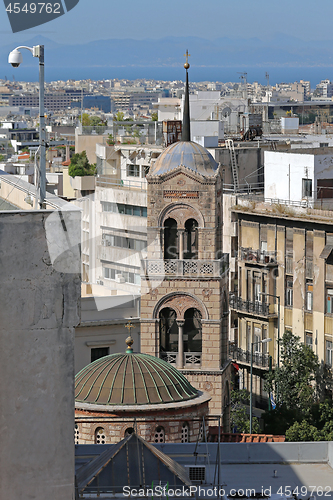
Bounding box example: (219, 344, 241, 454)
(1, 2, 333, 497)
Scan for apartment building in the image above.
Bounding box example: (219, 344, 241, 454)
(75, 142, 163, 295)
(229, 197, 333, 407)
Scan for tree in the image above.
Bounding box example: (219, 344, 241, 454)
(0, 154, 4, 162)
(113, 111, 124, 122)
(286, 420, 320, 442)
(263, 331, 332, 436)
(151, 112, 158, 121)
(230, 389, 260, 434)
(68, 151, 96, 177)
(265, 331, 321, 418)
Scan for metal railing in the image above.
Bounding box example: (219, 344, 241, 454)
(96, 175, 147, 190)
(239, 247, 277, 265)
(229, 343, 270, 368)
(143, 257, 228, 278)
(160, 351, 202, 367)
(229, 293, 270, 317)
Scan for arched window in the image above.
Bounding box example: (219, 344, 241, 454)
(124, 427, 134, 437)
(159, 308, 178, 356)
(184, 308, 202, 353)
(154, 426, 165, 443)
(184, 218, 198, 259)
(164, 218, 178, 259)
(74, 424, 79, 445)
(181, 422, 189, 443)
(95, 427, 106, 444)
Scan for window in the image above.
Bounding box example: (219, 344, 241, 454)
(246, 322, 251, 352)
(103, 267, 115, 280)
(326, 340, 333, 367)
(181, 422, 189, 443)
(74, 424, 79, 445)
(306, 282, 313, 311)
(302, 178, 312, 198)
(262, 325, 268, 354)
(254, 326, 261, 353)
(306, 333, 313, 349)
(124, 427, 134, 437)
(91, 347, 109, 363)
(127, 164, 140, 177)
(95, 427, 106, 444)
(326, 288, 333, 313)
(154, 426, 165, 443)
(285, 279, 293, 307)
(142, 165, 150, 177)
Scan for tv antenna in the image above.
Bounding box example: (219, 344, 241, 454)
(265, 72, 270, 88)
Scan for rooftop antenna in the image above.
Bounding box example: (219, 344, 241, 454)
(265, 72, 270, 88)
(238, 71, 248, 99)
(182, 49, 191, 142)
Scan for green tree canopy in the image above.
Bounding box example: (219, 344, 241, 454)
(265, 331, 321, 417)
(230, 389, 260, 434)
(68, 151, 96, 177)
(113, 111, 124, 121)
(263, 331, 332, 437)
(151, 112, 158, 121)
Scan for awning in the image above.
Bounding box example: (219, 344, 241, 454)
(232, 362, 240, 371)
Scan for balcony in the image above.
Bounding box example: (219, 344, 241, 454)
(229, 293, 273, 318)
(240, 247, 277, 266)
(229, 343, 270, 368)
(143, 257, 228, 279)
(160, 351, 201, 368)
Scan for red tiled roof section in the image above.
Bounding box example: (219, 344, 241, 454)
(208, 429, 285, 443)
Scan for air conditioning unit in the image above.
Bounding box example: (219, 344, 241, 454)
(106, 241, 112, 246)
(96, 279, 104, 285)
(102, 240, 107, 246)
(115, 274, 125, 283)
(184, 466, 206, 483)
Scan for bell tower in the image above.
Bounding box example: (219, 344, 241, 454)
(140, 55, 231, 418)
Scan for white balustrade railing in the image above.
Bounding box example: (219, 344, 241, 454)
(144, 257, 228, 278)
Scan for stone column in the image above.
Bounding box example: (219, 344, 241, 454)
(177, 320, 185, 369)
(178, 229, 184, 260)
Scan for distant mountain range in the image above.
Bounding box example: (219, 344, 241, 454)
(0, 35, 333, 82)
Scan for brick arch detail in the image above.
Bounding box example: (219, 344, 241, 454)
(158, 203, 205, 230)
(153, 291, 208, 320)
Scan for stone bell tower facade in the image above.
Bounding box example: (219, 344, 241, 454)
(140, 58, 231, 421)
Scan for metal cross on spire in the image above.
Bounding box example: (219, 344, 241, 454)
(184, 50, 190, 70)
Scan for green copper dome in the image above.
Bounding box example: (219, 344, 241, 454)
(75, 352, 199, 406)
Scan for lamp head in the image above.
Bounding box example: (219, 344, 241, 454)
(8, 49, 23, 68)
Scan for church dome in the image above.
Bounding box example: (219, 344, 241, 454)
(149, 141, 218, 177)
(75, 350, 198, 406)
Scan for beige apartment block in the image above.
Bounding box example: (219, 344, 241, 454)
(229, 199, 333, 406)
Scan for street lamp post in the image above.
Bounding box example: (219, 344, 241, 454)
(250, 337, 272, 434)
(8, 45, 46, 208)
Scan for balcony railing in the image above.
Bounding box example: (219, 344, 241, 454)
(229, 343, 270, 368)
(160, 351, 202, 368)
(229, 293, 270, 317)
(143, 257, 228, 278)
(240, 247, 277, 265)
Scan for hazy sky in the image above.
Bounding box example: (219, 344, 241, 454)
(1, 0, 333, 47)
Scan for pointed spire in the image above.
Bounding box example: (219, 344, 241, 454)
(182, 50, 191, 142)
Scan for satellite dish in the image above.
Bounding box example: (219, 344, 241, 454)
(221, 107, 231, 118)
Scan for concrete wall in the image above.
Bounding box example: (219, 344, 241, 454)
(0, 210, 81, 500)
(264, 151, 314, 202)
(157, 441, 331, 465)
(75, 295, 141, 373)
